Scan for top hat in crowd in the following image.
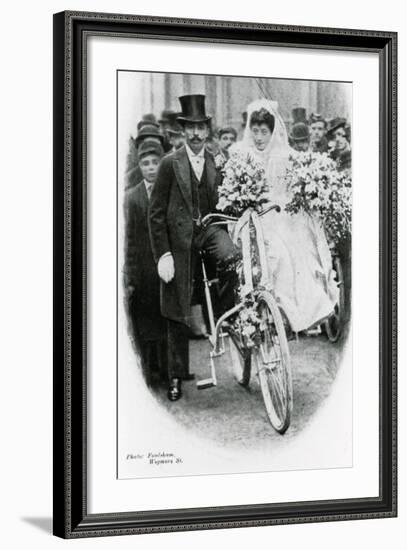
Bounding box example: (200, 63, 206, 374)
(177, 94, 212, 124)
(309, 113, 327, 126)
(137, 139, 164, 160)
(135, 124, 164, 147)
(290, 122, 310, 142)
(292, 107, 307, 123)
(326, 117, 348, 139)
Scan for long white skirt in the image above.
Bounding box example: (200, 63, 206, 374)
(260, 209, 339, 333)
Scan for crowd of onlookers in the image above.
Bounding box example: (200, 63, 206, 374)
(286, 107, 351, 172)
(124, 105, 352, 389)
(125, 106, 352, 192)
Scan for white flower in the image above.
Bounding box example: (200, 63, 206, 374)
(242, 325, 256, 337)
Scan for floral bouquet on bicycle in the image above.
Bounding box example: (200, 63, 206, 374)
(284, 151, 352, 249)
(215, 151, 272, 347)
(216, 150, 269, 216)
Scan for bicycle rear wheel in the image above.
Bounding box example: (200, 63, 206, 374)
(324, 256, 345, 343)
(252, 291, 292, 434)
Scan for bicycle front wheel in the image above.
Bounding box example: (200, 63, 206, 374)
(253, 291, 293, 434)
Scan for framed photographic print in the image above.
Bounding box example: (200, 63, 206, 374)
(53, 10, 397, 538)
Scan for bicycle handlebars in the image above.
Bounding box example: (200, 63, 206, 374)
(260, 204, 281, 216)
(201, 204, 281, 227)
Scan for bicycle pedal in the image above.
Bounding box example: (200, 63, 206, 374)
(197, 378, 216, 389)
(210, 349, 225, 358)
(305, 325, 321, 336)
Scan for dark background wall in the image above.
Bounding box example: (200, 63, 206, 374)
(120, 71, 351, 139)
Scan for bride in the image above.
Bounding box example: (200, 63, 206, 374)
(230, 98, 339, 333)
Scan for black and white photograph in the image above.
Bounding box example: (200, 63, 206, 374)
(118, 71, 352, 479)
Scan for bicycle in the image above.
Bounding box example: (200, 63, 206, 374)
(195, 205, 293, 434)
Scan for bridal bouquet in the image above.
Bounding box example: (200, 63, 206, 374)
(216, 150, 269, 216)
(284, 151, 352, 248)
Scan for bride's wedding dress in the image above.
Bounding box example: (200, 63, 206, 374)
(233, 99, 339, 332)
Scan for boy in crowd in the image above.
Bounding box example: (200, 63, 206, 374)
(125, 124, 164, 190)
(124, 140, 167, 387)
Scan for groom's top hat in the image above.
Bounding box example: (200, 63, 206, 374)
(177, 94, 211, 124)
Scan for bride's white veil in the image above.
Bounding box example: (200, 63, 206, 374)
(242, 98, 289, 157)
(233, 98, 291, 204)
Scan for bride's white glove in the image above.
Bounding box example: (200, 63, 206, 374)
(157, 253, 175, 283)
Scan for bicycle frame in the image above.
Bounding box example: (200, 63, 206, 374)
(196, 205, 280, 389)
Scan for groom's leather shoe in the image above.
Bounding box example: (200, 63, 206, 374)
(167, 378, 182, 401)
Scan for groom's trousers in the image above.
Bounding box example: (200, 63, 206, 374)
(167, 224, 240, 381)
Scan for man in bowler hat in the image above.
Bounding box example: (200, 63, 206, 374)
(166, 113, 185, 152)
(289, 121, 310, 152)
(158, 109, 177, 152)
(149, 94, 239, 401)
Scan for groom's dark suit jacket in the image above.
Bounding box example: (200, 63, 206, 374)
(149, 145, 220, 326)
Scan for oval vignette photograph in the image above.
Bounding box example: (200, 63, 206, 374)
(117, 70, 352, 479)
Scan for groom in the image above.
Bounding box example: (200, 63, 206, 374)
(149, 94, 238, 401)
